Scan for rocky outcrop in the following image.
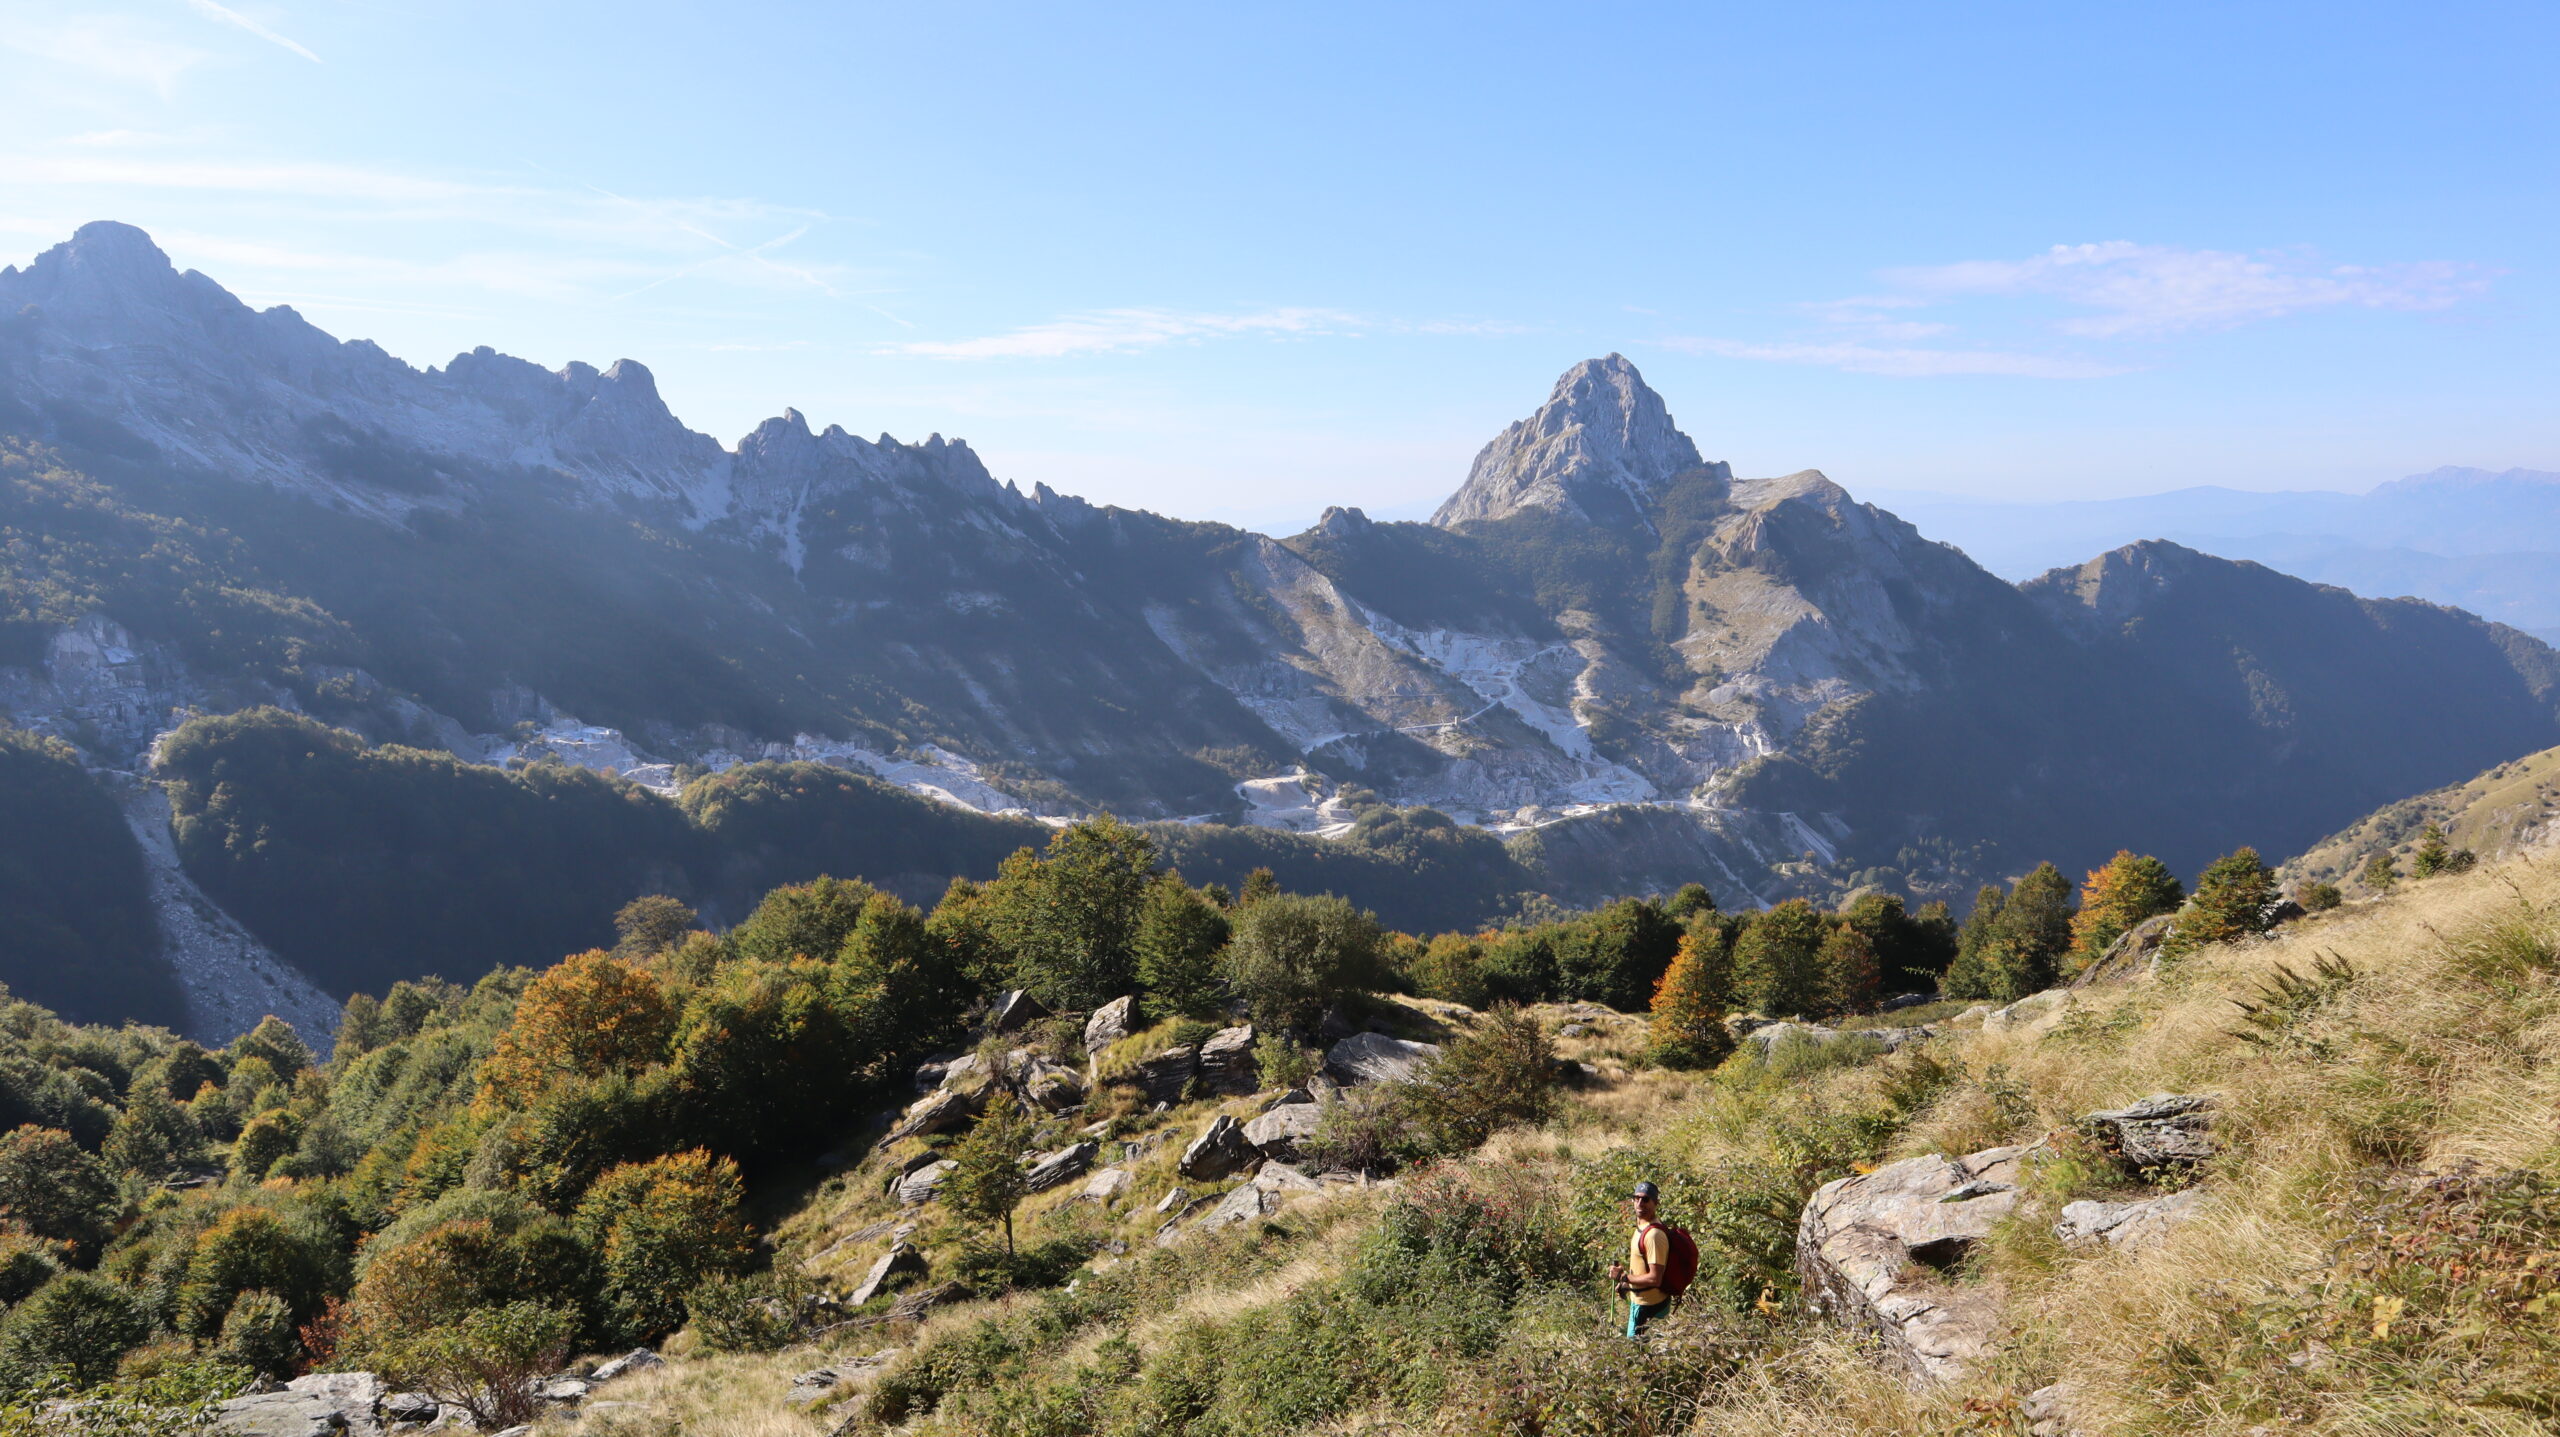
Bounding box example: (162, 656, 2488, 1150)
(1022, 1141, 1098, 1194)
(1178, 1114, 1254, 1181)
(1797, 1142, 2042, 1383)
(848, 1243, 927, 1305)
(1195, 1025, 1259, 1095)
(1084, 996, 1135, 1055)
(2081, 1094, 2215, 1172)
(2054, 1189, 2206, 1252)
(895, 1160, 958, 1207)
(216, 1373, 387, 1436)
(1325, 1032, 1439, 1085)
(1019, 1056, 1085, 1112)
(1185, 1161, 1327, 1239)
(589, 1349, 663, 1383)
(882, 1085, 985, 1145)
(2071, 914, 2177, 987)
(1242, 1101, 1324, 1162)
(989, 989, 1048, 1033)
(1080, 1167, 1133, 1204)
(1116, 1043, 1200, 1105)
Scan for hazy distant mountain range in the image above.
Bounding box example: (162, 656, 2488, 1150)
(1875, 471, 2560, 644)
(4, 221, 2556, 1029)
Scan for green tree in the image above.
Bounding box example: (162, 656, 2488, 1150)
(1131, 873, 1231, 1018)
(0, 1126, 115, 1258)
(1219, 894, 1386, 1036)
(611, 895, 698, 958)
(231, 1109, 304, 1183)
(978, 817, 1160, 1008)
(1942, 885, 2008, 999)
(2168, 847, 2279, 955)
(1552, 898, 1682, 1011)
(1238, 867, 1281, 906)
(1731, 900, 1827, 1019)
(944, 1094, 1035, 1259)
(210, 1290, 298, 1378)
(2360, 852, 2400, 891)
(1839, 892, 1951, 995)
(175, 1204, 338, 1340)
(102, 1085, 206, 1179)
(0, 1273, 150, 1387)
(1664, 883, 1716, 922)
(227, 1016, 312, 1085)
(728, 876, 877, 966)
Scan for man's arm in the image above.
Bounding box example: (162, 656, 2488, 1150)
(1625, 1227, 1669, 1289)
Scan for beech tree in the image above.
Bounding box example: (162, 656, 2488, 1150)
(1817, 924, 1882, 1016)
(1732, 900, 1827, 1019)
(2070, 851, 2184, 964)
(481, 952, 674, 1109)
(945, 1094, 1035, 1258)
(1648, 924, 1734, 1069)
(979, 817, 1160, 1008)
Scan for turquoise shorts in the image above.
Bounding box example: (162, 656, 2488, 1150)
(1627, 1298, 1667, 1337)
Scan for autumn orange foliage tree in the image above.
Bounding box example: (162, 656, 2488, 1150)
(573, 1148, 751, 1341)
(2069, 850, 2184, 965)
(480, 951, 674, 1108)
(1648, 924, 1735, 1069)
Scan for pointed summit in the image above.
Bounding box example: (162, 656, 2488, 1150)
(1431, 355, 1721, 529)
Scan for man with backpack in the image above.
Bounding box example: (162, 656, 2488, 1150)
(1609, 1180, 1696, 1337)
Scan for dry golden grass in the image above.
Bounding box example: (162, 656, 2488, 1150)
(605, 867, 2560, 1435)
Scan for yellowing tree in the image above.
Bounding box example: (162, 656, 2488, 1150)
(574, 1148, 751, 1342)
(1648, 924, 1734, 1069)
(2069, 851, 2184, 966)
(481, 951, 674, 1109)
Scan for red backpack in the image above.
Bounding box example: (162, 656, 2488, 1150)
(1645, 1221, 1700, 1299)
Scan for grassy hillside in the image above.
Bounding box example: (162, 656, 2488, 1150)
(600, 854, 2560, 1435)
(2283, 743, 2560, 897)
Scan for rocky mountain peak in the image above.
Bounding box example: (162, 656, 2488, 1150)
(1431, 354, 1722, 530)
(2022, 539, 2219, 629)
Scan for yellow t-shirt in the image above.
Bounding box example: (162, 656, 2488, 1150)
(1627, 1223, 1672, 1307)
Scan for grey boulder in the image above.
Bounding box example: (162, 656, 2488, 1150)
(1324, 1032, 1439, 1086)
(2055, 1188, 2207, 1252)
(848, 1242, 927, 1305)
(895, 1159, 959, 1207)
(989, 988, 1049, 1032)
(1195, 1025, 1260, 1094)
(1797, 1141, 2042, 1382)
(1022, 1140, 1099, 1194)
(589, 1349, 664, 1383)
(1084, 995, 1135, 1055)
(2081, 1094, 2215, 1172)
(1241, 1101, 1324, 1161)
(1178, 1114, 1253, 1181)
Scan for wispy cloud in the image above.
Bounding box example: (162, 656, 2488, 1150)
(1660, 336, 2128, 379)
(893, 307, 1363, 359)
(0, 12, 209, 94)
(182, 0, 322, 63)
(1885, 242, 2489, 337)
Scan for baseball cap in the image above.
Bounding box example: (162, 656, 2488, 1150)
(1631, 1181, 1659, 1199)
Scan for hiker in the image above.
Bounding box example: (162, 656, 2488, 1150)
(1609, 1179, 1695, 1337)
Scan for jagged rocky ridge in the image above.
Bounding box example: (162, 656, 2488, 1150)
(5, 221, 2560, 936)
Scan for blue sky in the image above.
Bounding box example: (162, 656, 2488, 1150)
(2, 1, 2553, 532)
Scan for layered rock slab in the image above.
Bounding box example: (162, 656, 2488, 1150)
(1796, 1142, 2040, 1382)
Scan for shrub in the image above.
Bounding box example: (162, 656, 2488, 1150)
(0, 1272, 151, 1387)
(1399, 1005, 1557, 1158)
(346, 1197, 598, 1357)
(209, 1290, 297, 1378)
(686, 1271, 808, 1354)
(574, 1150, 751, 1343)
(0, 1126, 116, 1258)
(174, 1205, 336, 1341)
(0, 1234, 62, 1305)
(229, 1109, 303, 1183)
(1220, 894, 1385, 1036)
(377, 1301, 577, 1430)
(952, 1236, 1094, 1294)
